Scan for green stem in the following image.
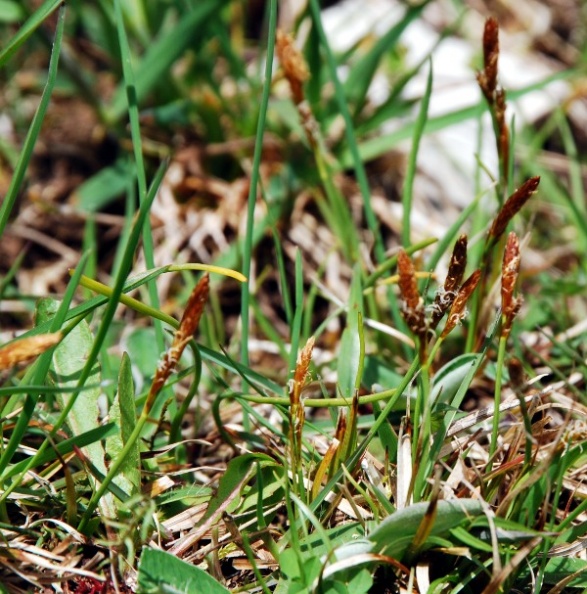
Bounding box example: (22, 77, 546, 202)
(233, 386, 397, 408)
(240, 0, 277, 368)
(490, 328, 507, 459)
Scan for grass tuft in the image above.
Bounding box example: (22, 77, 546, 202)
(0, 2, 586, 592)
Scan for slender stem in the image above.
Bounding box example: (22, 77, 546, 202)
(490, 328, 507, 459)
(240, 0, 277, 368)
(234, 386, 397, 408)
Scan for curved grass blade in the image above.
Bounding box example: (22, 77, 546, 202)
(0, 4, 65, 238)
(105, 0, 221, 123)
(0, 0, 63, 67)
(402, 59, 432, 247)
(241, 0, 277, 369)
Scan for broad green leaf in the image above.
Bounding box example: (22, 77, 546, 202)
(362, 356, 411, 412)
(35, 298, 117, 519)
(327, 499, 483, 574)
(239, 465, 285, 514)
(155, 485, 212, 510)
(542, 557, 587, 587)
(204, 453, 279, 522)
(74, 158, 134, 212)
(119, 0, 150, 46)
(431, 353, 482, 405)
(370, 499, 483, 557)
(138, 548, 230, 594)
(275, 523, 361, 594)
(124, 327, 161, 380)
(105, 352, 140, 499)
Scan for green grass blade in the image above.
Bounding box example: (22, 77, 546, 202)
(0, 0, 63, 67)
(138, 548, 231, 594)
(308, 0, 384, 262)
(402, 60, 432, 248)
(344, 2, 427, 115)
(0, 4, 65, 238)
(287, 251, 305, 380)
(241, 0, 277, 368)
(113, 0, 166, 371)
(105, 0, 221, 122)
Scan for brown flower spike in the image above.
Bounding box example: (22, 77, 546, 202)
(147, 274, 210, 410)
(495, 89, 509, 179)
(276, 29, 309, 106)
(488, 176, 540, 243)
(289, 337, 314, 488)
(476, 18, 510, 184)
(501, 232, 522, 337)
(290, 336, 314, 406)
(441, 269, 481, 339)
(398, 250, 427, 339)
(289, 337, 314, 443)
(430, 235, 467, 329)
(477, 17, 499, 105)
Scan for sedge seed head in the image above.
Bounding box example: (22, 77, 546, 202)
(276, 29, 309, 105)
(431, 235, 468, 328)
(477, 17, 499, 103)
(398, 250, 427, 338)
(501, 233, 522, 334)
(441, 269, 481, 339)
(489, 176, 540, 242)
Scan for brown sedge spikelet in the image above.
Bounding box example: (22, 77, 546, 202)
(291, 336, 314, 406)
(398, 250, 427, 339)
(476, 18, 510, 184)
(495, 89, 510, 181)
(430, 234, 467, 329)
(0, 332, 62, 371)
(276, 29, 309, 106)
(147, 274, 210, 410)
(276, 29, 321, 152)
(441, 269, 481, 339)
(477, 17, 499, 105)
(488, 176, 540, 243)
(501, 232, 522, 337)
(289, 337, 314, 463)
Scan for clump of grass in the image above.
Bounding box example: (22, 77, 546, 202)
(0, 3, 586, 593)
